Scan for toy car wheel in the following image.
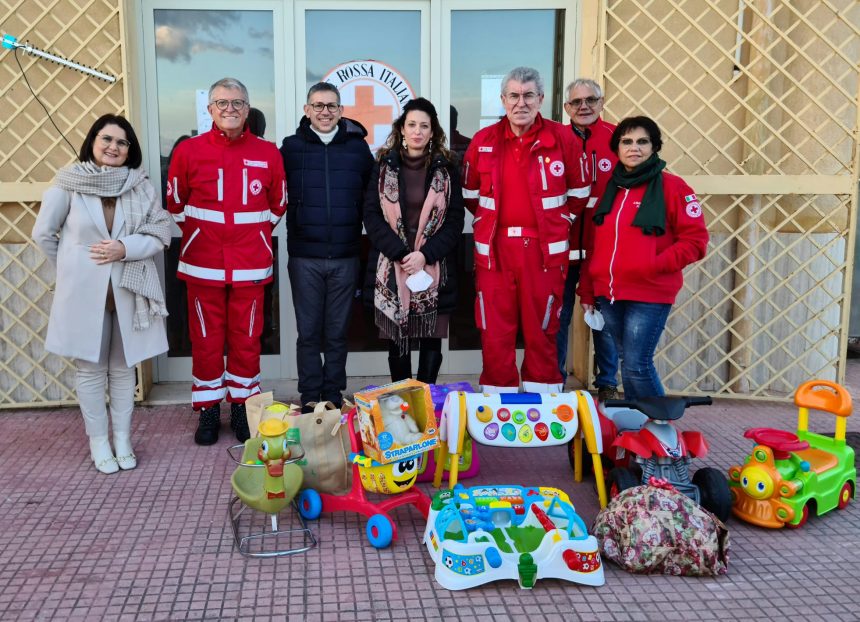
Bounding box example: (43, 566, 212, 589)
(608, 467, 638, 498)
(785, 503, 809, 529)
(297, 489, 322, 520)
(692, 467, 732, 522)
(367, 514, 394, 548)
(837, 481, 854, 510)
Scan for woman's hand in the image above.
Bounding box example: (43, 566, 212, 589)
(400, 251, 427, 275)
(90, 240, 126, 264)
(582, 303, 594, 313)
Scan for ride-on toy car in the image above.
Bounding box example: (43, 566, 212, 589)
(575, 396, 732, 522)
(728, 380, 855, 528)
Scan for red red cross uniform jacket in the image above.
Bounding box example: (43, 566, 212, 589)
(577, 171, 709, 307)
(166, 124, 287, 408)
(462, 115, 590, 391)
(569, 117, 617, 262)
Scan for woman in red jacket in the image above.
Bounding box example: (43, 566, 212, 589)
(577, 116, 708, 399)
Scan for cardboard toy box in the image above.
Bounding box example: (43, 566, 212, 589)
(353, 379, 439, 464)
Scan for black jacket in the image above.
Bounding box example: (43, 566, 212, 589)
(362, 151, 465, 315)
(279, 117, 374, 258)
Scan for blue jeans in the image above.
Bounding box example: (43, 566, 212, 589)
(592, 321, 619, 389)
(557, 265, 619, 387)
(597, 297, 671, 401)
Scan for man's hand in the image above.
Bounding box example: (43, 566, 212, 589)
(400, 251, 427, 275)
(582, 303, 594, 313)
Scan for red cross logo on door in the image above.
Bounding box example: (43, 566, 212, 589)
(342, 85, 393, 148)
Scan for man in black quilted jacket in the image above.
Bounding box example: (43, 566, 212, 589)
(280, 83, 374, 412)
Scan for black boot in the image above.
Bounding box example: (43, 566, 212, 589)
(230, 402, 250, 442)
(416, 350, 443, 385)
(194, 403, 221, 446)
(388, 354, 412, 382)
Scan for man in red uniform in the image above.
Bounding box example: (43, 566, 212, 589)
(167, 77, 286, 445)
(462, 67, 590, 393)
(558, 78, 621, 401)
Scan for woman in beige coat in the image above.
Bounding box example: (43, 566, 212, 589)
(33, 114, 171, 474)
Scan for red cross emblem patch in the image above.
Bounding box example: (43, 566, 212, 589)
(686, 201, 702, 218)
(549, 160, 565, 176)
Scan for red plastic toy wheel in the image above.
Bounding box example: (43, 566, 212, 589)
(785, 503, 809, 529)
(837, 481, 853, 510)
(744, 428, 809, 454)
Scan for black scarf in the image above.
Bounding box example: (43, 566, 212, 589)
(593, 153, 667, 236)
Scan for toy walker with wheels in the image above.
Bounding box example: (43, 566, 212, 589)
(728, 380, 855, 528)
(297, 408, 431, 548)
(423, 484, 604, 590)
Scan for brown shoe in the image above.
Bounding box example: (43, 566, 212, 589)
(597, 386, 619, 403)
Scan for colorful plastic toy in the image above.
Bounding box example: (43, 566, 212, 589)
(227, 420, 316, 557)
(435, 390, 607, 508)
(728, 380, 855, 528)
(417, 382, 480, 483)
(297, 408, 431, 548)
(593, 396, 732, 522)
(423, 484, 604, 590)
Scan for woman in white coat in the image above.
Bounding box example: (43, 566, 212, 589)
(33, 114, 171, 474)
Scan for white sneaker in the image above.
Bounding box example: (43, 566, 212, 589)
(113, 435, 137, 470)
(89, 436, 119, 474)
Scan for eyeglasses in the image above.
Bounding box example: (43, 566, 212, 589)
(309, 102, 341, 113)
(619, 137, 652, 147)
(566, 96, 601, 108)
(98, 134, 130, 149)
(210, 98, 248, 111)
(504, 91, 539, 106)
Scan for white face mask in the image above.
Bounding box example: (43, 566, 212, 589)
(405, 269, 433, 293)
(584, 308, 605, 331)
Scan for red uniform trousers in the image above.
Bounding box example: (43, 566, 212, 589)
(186, 282, 264, 409)
(475, 232, 566, 391)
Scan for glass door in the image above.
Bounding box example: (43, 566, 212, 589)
(441, 1, 573, 375)
(295, 1, 430, 377)
(141, 1, 292, 382)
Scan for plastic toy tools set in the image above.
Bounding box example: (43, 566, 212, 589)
(729, 380, 855, 528)
(423, 485, 604, 590)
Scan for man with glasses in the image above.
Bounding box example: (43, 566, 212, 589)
(558, 78, 620, 402)
(167, 77, 286, 445)
(462, 67, 590, 393)
(279, 83, 373, 412)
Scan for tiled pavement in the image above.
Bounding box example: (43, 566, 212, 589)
(2, 363, 859, 622)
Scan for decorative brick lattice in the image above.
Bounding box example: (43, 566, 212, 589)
(0, 0, 127, 407)
(603, 0, 860, 398)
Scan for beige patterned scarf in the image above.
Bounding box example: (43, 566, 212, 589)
(374, 160, 450, 353)
(54, 162, 171, 330)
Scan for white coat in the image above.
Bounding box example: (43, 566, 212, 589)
(33, 184, 169, 366)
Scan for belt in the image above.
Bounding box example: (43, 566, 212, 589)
(505, 226, 539, 238)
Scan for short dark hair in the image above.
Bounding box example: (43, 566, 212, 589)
(306, 82, 341, 105)
(79, 114, 143, 169)
(247, 107, 266, 137)
(610, 116, 663, 154)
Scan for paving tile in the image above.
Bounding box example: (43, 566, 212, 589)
(2, 365, 859, 621)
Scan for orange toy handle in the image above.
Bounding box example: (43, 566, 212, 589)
(794, 380, 852, 417)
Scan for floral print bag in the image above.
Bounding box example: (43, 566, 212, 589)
(592, 482, 729, 576)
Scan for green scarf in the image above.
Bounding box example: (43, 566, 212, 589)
(593, 153, 667, 236)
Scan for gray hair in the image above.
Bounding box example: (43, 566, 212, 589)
(306, 82, 341, 105)
(501, 66, 544, 97)
(208, 77, 249, 104)
(565, 78, 603, 101)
